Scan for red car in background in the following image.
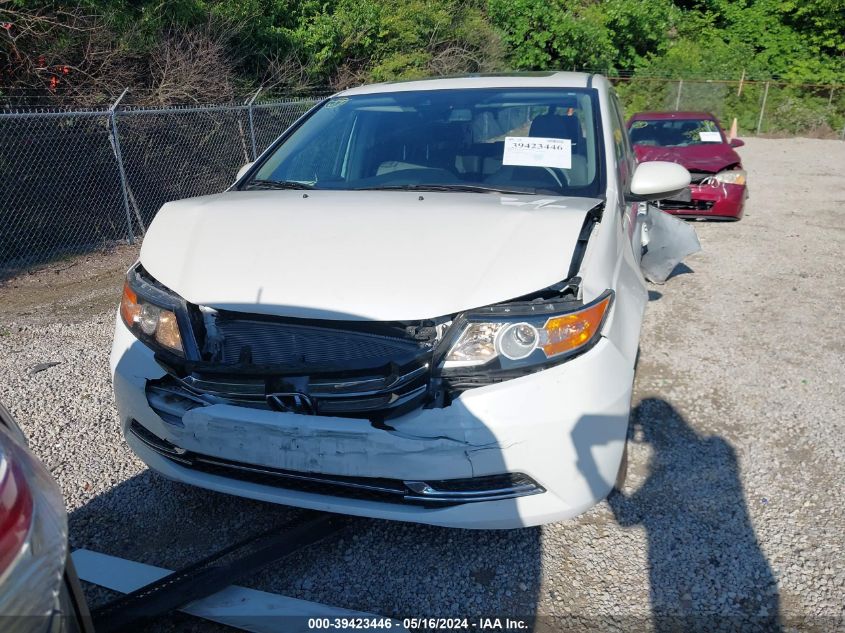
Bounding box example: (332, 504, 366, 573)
(627, 111, 747, 221)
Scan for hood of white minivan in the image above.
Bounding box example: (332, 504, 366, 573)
(140, 190, 600, 321)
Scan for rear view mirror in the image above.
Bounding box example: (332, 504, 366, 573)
(730, 138, 745, 148)
(628, 161, 691, 202)
(236, 162, 255, 181)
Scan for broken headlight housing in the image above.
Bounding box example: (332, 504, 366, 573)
(120, 266, 185, 356)
(440, 291, 613, 376)
(709, 168, 746, 186)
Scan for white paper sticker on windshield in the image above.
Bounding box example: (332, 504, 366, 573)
(699, 131, 722, 142)
(503, 137, 572, 169)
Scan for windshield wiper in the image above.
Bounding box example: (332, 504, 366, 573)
(355, 183, 537, 195)
(244, 179, 315, 190)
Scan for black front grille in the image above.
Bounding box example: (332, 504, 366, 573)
(688, 170, 716, 184)
(148, 360, 431, 420)
(215, 318, 422, 366)
(661, 198, 715, 211)
(169, 311, 438, 419)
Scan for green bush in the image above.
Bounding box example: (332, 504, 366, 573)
(2, 0, 843, 137)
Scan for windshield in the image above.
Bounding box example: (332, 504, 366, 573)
(628, 118, 724, 147)
(248, 88, 603, 196)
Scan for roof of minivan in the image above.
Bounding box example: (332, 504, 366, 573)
(337, 72, 596, 96)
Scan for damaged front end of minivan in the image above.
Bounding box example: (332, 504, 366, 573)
(111, 201, 699, 529)
(122, 260, 614, 429)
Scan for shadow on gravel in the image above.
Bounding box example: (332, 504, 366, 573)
(665, 262, 694, 281)
(575, 398, 781, 632)
(68, 472, 545, 632)
(68, 449, 543, 631)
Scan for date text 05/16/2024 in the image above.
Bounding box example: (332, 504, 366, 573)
(307, 617, 530, 630)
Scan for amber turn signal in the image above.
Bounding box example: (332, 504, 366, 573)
(540, 294, 612, 358)
(119, 282, 140, 328)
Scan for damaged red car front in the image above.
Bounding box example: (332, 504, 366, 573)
(627, 111, 747, 221)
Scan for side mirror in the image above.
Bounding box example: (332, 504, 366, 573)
(628, 161, 691, 202)
(236, 162, 254, 181)
(729, 138, 745, 148)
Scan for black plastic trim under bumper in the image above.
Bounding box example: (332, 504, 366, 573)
(129, 420, 544, 507)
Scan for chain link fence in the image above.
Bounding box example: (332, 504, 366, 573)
(0, 96, 318, 272)
(2, 77, 843, 273)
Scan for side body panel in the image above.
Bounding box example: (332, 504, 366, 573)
(579, 77, 648, 368)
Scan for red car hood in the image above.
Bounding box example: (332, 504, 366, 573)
(633, 144, 741, 173)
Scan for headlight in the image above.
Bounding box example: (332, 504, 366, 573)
(442, 291, 613, 372)
(120, 269, 184, 355)
(709, 169, 746, 186)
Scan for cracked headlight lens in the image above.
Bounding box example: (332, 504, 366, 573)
(710, 169, 746, 186)
(442, 291, 613, 371)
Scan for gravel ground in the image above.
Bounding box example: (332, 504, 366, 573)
(1, 137, 843, 632)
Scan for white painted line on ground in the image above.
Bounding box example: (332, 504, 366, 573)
(72, 549, 406, 633)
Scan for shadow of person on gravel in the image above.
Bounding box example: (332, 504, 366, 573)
(575, 398, 781, 632)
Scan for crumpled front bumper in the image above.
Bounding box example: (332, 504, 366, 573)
(110, 314, 633, 529)
(662, 182, 747, 220)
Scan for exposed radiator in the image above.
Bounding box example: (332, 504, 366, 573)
(214, 318, 422, 366)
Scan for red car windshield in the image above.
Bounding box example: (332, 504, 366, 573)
(629, 119, 724, 147)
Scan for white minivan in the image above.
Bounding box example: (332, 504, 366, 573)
(110, 73, 697, 529)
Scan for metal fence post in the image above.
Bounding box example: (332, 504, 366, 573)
(247, 86, 263, 161)
(674, 80, 683, 111)
(108, 88, 135, 245)
(756, 81, 770, 136)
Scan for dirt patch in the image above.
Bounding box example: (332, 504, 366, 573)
(0, 245, 139, 325)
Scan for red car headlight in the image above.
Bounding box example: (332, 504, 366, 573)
(708, 169, 746, 186)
